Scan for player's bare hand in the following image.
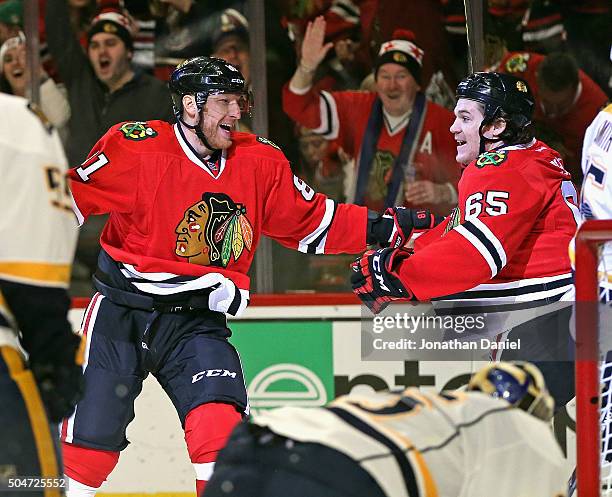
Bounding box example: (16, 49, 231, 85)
(405, 180, 445, 205)
(300, 16, 334, 72)
(337, 146, 352, 164)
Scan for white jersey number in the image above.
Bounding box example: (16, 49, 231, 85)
(293, 175, 315, 201)
(465, 190, 509, 221)
(561, 180, 581, 226)
(76, 152, 109, 182)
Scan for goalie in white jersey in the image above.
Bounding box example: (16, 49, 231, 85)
(206, 362, 569, 497)
(0, 92, 82, 494)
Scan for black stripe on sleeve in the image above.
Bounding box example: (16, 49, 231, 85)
(307, 201, 337, 254)
(227, 286, 242, 316)
(440, 276, 573, 300)
(333, 1, 360, 19)
(463, 221, 503, 273)
(320, 92, 334, 137)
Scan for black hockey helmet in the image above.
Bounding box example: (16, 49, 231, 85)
(169, 56, 252, 120)
(456, 72, 534, 127)
(467, 361, 554, 421)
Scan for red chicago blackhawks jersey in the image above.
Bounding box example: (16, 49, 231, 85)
(402, 139, 579, 306)
(496, 51, 608, 184)
(282, 86, 460, 215)
(69, 121, 368, 314)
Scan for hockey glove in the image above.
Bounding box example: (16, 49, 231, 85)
(30, 333, 84, 423)
(385, 207, 442, 248)
(351, 247, 414, 314)
(367, 207, 442, 248)
(0, 279, 84, 422)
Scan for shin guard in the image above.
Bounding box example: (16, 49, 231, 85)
(184, 402, 242, 496)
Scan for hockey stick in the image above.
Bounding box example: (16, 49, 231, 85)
(23, 0, 40, 106)
(463, 0, 485, 73)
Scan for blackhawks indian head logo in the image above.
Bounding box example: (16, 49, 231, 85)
(175, 193, 253, 267)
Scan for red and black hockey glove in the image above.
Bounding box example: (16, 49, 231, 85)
(350, 247, 415, 314)
(384, 207, 442, 248)
(367, 208, 442, 248)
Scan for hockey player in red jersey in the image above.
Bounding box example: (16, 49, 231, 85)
(63, 56, 436, 497)
(352, 72, 580, 405)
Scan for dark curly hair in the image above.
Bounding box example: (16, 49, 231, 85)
(494, 108, 535, 145)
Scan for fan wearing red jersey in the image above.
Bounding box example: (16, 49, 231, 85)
(63, 56, 438, 497)
(352, 72, 580, 405)
(283, 17, 461, 216)
(494, 51, 608, 185)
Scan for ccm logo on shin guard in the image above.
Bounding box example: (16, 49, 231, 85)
(192, 369, 238, 383)
(372, 253, 390, 292)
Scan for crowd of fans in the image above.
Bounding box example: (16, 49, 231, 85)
(1, 0, 609, 294)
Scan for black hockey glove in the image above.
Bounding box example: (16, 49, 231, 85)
(0, 279, 84, 423)
(367, 207, 442, 248)
(30, 333, 84, 423)
(351, 247, 415, 314)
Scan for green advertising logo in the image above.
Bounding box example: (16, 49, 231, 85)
(230, 321, 333, 415)
(248, 363, 326, 409)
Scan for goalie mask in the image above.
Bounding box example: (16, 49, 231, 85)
(467, 361, 554, 421)
(456, 72, 535, 153)
(169, 56, 253, 150)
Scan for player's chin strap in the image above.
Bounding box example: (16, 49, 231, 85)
(178, 112, 221, 155)
(477, 118, 498, 155)
(478, 114, 516, 155)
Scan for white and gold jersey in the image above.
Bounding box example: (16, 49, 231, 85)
(254, 388, 569, 497)
(0, 93, 77, 347)
(581, 103, 612, 301)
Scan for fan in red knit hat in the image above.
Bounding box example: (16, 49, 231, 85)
(375, 29, 425, 84)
